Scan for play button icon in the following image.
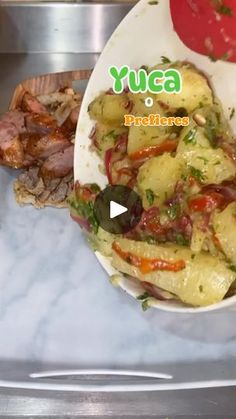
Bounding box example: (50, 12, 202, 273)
(94, 185, 143, 234)
(110, 201, 128, 219)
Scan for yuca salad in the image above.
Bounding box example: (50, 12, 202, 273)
(70, 60, 236, 308)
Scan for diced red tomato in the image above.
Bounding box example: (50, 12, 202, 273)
(170, 0, 236, 62)
(188, 192, 225, 212)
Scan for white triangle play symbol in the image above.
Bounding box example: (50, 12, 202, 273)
(110, 201, 128, 219)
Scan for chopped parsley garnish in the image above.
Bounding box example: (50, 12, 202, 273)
(166, 203, 180, 221)
(161, 56, 171, 64)
(229, 264, 236, 273)
(137, 292, 150, 301)
(208, 54, 218, 62)
(103, 130, 117, 142)
(175, 107, 188, 118)
(148, 0, 158, 4)
(137, 292, 150, 312)
(146, 189, 155, 206)
(208, 51, 231, 62)
(183, 128, 197, 145)
(189, 166, 206, 183)
(181, 173, 188, 181)
(197, 156, 209, 165)
(230, 108, 235, 120)
(199, 285, 204, 293)
(70, 198, 99, 234)
(142, 300, 150, 311)
(176, 233, 189, 246)
(217, 3, 233, 16)
(90, 183, 101, 193)
(204, 117, 217, 147)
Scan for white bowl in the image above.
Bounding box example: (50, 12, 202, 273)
(74, 0, 236, 313)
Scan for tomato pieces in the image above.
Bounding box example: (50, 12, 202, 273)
(188, 192, 225, 212)
(170, 0, 236, 62)
(129, 139, 178, 161)
(112, 242, 186, 274)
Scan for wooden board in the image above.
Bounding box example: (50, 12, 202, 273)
(9, 69, 93, 110)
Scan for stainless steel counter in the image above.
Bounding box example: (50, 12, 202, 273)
(0, 2, 134, 53)
(0, 53, 98, 113)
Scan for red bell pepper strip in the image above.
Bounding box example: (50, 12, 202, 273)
(112, 242, 186, 274)
(129, 139, 178, 161)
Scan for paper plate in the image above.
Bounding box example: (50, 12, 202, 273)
(74, 0, 236, 313)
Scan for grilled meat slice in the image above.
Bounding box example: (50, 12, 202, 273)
(62, 104, 80, 134)
(0, 110, 26, 133)
(23, 131, 71, 159)
(0, 121, 24, 168)
(40, 145, 74, 179)
(25, 113, 58, 135)
(21, 92, 48, 114)
(14, 167, 73, 208)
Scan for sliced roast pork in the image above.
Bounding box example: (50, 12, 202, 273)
(0, 121, 24, 168)
(40, 145, 74, 179)
(25, 113, 58, 135)
(1, 110, 26, 133)
(14, 167, 73, 208)
(21, 92, 48, 115)
(23, 131, 71, 159)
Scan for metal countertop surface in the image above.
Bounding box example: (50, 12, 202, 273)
(0, 53, 99, 113)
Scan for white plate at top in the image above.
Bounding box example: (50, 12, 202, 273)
(74, 0, 236, 313)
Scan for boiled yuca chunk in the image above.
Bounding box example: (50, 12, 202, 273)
(93, 122, 128, 157)
(156, 65, 213, 113)
(127, 125, 170, 156)
(112, 238, 235, 307)
(177, 121, 236, 184)
(88, 92, 128, 125)
(137, 153, 183, 207)
(127, 92, 165, 117)
(213, 203, 236, 264)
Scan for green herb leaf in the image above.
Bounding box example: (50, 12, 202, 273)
(90, 183, 101, 193)
(70, 198, 99, 234)
(137, 292, 150, 301)
(217, 4, 233, 16)
(204, 117, 217, 147)
(161, 56, 171, 64)
(148, 0, 158, 4)
(208, 54, 218, 62)
(103, 130, 117, 142)
(208, 51, 231, 62)
(183, 128, 197, 145)
(176, 233, 189, 246)
(229, 264, 236, 273)
(230, 108, 235, 120)
(166, 203, 180, 221)
(146, 189, 155, 206)
(189, 166, 206, 183)
(142, 300, 150, 311)
(181, 173, 188, 181)
(197, 156, 209, 165)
